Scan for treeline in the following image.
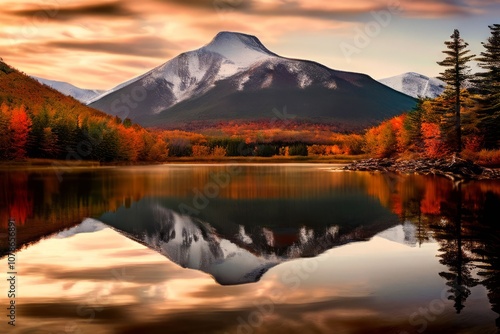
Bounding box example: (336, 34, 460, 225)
(0, 101, 368, 161)
(364, 24, 500, 166)
(0, 103, 169, 162)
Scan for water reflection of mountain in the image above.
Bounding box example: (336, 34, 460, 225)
(97, 195, 399, 285)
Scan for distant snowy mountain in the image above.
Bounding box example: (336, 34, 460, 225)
(55, 218, 106, 239)
(379, 72, 446, 99)
(89, 31, 416, 129)
(32, 76, 104, 103)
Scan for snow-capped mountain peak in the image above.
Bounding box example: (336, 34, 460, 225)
(204, 31, 276, 67)
(378, 72, 446, 99)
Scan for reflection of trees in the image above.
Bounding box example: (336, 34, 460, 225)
(0, 169, 153, 256)
(379, 177, 500, 317)
(401, 198, 430, 247)
(472, 191, 500, 328)
(430, 184, 478, 313)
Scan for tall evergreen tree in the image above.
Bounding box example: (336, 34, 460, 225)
(437, 29, 475, 154)
(475, 24, 500, 148)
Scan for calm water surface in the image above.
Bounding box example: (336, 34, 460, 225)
(0, 164, 499, 334)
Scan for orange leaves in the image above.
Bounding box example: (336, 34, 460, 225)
(421, 122, 447, 158)
(365, 121, 396, 158)
(9, 105, 32, 160)
(211, 146, 227, 157)
(192, 145, 211, 157)
(117, 126, 144, 162)
(364, 115, 408, 158)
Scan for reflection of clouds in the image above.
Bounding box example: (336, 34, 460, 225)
(9, 224, 499, 333)
(22, 262, 187, 284)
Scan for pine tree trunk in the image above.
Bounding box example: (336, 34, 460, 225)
(455, 59, 461, 155)
(456, 87, 461, 154)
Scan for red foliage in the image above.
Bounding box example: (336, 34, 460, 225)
(9, 106, 32, 160)
(421, 122, 447, 158)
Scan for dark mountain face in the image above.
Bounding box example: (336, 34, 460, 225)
(89, 31, 416, 129)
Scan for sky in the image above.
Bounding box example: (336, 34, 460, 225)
(0, 0, 499, 90)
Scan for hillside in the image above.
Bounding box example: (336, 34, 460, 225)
(0, 60, 107, 120)
(0, 60, 168, 162)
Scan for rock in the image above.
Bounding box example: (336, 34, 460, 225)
(343, 157, 500, 181)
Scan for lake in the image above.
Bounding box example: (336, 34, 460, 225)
(0, 164, 499, 334)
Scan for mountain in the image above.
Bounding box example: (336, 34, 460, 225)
(32, 76, 104, 103)
(378, 72, 446, 99)
(89, 32, 416, 129)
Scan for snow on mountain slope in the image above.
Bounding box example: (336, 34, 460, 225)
(379, 72, 446, 99)
(204, 31, 277, 67)
(32, 76, 104, 103)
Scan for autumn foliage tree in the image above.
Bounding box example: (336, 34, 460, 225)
(9, 106, 32, 160)
(0, 103, 10, 159)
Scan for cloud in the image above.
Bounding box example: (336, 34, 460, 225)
(0, 0, 497, 89)
(400, 0, 482, 18)
(156, 0, 252, 11)
(46, 36, 176, 58)
(19, 302, 130, 320)
(8, 2, 135, 21)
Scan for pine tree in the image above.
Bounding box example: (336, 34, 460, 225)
(403, 98, 427, 151)
(437, 29, 475, 154)
(475, 24, 500, 148)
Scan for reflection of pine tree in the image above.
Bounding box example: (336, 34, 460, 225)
(473, 191, 500, 328)
(396, 177, 430, 246)
(409, 200, 429, 246)
(431, 184, 478, 313)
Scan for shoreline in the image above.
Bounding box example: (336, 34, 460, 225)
(1, 157, 499, 181)
(0, 156, 362, 170)
(343, 158, 500, 181)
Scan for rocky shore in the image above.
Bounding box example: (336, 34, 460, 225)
(343, 157, 500, 181)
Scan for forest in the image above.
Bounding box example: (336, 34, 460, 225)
(0, 25, 499, 164)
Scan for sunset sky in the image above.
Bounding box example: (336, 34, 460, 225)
(1, 0, 499, 90)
